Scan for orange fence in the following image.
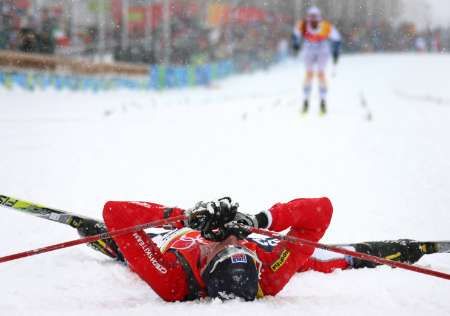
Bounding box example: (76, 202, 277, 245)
(0, 50, 148, 76)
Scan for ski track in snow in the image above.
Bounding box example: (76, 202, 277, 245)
(0, 53, 450, 315)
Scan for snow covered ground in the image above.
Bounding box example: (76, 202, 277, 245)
(0, 54, 449, 315)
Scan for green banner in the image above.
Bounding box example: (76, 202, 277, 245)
(88, 0, 111, 13)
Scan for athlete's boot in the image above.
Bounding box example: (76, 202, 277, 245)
(350, 239, 433, 269)
(301, 100, 309, 114)
(320, 99, 327, 115)
(75, 218, 124, 261)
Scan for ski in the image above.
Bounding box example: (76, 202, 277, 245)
(0, 194, 125, 259)
(433, 241, 450, 253)
(0, 194, 96, 229)
(331, 240, 450, 255)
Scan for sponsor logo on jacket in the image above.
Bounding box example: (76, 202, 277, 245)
(270, 249, 290, 272)
(133, 232, 168, 274)
(248, 234, 281, 251)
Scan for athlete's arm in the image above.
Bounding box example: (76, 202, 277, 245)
(330, 25, 341, 42)
(330, 25, 342, 63)
(270, 197, 333, 247)
(291, 21, 303, 52)
(258, 198, 333, 296)
(103, 201, 189, 302)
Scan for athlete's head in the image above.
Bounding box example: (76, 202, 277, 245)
(306, 6, 322, 28)
(202, 246, 259, 301)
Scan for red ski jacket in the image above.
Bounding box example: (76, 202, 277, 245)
(103, 197, 333, 301)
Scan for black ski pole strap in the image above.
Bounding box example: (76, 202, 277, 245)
(169, 249, 203, 301)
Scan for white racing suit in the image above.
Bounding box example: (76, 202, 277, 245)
(293, 20, 341, 72)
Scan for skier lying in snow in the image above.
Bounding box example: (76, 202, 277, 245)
(77, 197, 440, 301)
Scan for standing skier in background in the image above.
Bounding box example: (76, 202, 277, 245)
(291, 6, 342, 115)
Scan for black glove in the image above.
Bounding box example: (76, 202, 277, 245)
(224, 211, 270, 240)
(234, 212, 258, 227)
(332, 41, 341, 65)
(186, 201, 212, 231)
(291, 34, 301, 55)
(223, 221, 253, 240)
(187, 197, 238, 241)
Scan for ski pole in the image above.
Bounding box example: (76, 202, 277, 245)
(331, 63, 337, 78)
(0, 214, 187, 264)
(249, 227, 450, 281)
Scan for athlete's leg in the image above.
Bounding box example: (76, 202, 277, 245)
(299, 247, 352, 273)
(317, 52, 330, 114)
(317, 71, 327, 100)
(304, 70, 314, 93)
(302, 51, 316, 113)
(299, 239, 436, 273)
(317, 72, 327, 114)
(76, 218, 124, 261)
(302, 70, 314, 112)
(350, 239, 432, 268)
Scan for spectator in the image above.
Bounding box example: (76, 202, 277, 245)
(38, 8, 55, 54)
(18, 27, 39, 53)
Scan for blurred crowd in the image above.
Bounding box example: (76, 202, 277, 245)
(339, 20, 450, 53)
(0, 1, 289, 70)
(0, 3, 60, 54)
(114, 14, 291, 70)
(1, 1, 449, 67)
